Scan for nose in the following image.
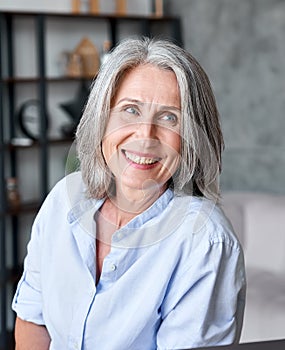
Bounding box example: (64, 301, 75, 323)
(135, 122, 158, 139)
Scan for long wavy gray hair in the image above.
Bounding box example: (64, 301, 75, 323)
(76, 37, 224, 201)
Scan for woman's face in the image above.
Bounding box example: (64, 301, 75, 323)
(102, 64, 181, 193)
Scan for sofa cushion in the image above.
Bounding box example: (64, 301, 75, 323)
(222, 191, 285, 342)
(244, 193, 285, 274)
(221, 192, 253, 246)
(241, 267, 285, 342)
(222, 191, 285, 275)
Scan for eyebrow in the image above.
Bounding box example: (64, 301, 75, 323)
(116, 98, 181, 112)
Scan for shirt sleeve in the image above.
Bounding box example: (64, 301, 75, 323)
(156, 231, 246, 350)
(12, 206, 45, 325)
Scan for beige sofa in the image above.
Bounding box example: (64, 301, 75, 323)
(221, 191, 285, 343)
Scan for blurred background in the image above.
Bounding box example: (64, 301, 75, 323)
(1, 1, 285, 349)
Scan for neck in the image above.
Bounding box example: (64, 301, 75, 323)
(103, 183, 167, 228)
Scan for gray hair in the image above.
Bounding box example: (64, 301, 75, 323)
(76, 37, 224, 201)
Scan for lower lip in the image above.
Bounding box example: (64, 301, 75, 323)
(123, 151, 160, 170)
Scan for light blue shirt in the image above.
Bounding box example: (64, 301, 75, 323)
(12, 172, 246, 350)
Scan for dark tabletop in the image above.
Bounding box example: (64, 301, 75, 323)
(192, 339, 285, 350)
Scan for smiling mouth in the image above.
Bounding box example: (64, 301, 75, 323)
(123, 150, 161, 165)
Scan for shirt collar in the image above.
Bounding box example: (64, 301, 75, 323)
(67, 188, 173, 229)
(120, 188, 174, 229)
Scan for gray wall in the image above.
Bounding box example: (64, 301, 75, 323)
(170, 0, 285, 194)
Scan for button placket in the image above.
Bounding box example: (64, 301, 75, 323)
(67, 283, 96, 349)
(98, 247, 122, 287)
(68, 337, 81, 350)
(73, 340, 80, 350)
(101, 257, 118, 276)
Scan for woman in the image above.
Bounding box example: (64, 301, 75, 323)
(13, 37, 246, 350)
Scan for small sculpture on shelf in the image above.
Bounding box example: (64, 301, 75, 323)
(116, 0, 126, 15)
(65, 37, 100, 78)
(154, 0, 164, 17)
(16, 99, 49, 141)
(6, 177, 21, 209)
(74, 37, 100, 78)
(65, 52, 82, 78)
(71, 0, 127, 15)
(72, 0, 99, 14)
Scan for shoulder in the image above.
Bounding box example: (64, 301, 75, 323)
(34, 172, 93, 226)
(47, 171, 85, 199)
(161, 195, 245, 285)
(41, 171, 86, 208)
(170, 195, 242, 252)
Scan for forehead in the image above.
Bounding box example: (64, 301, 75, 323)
(113, 64, 181, 108)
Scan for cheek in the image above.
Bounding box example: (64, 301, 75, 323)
(102, 130, 114, 161)
(102, 120, 135, 158)
(160, 131, 181, 176)
(163, 129, 181, 155)
(102, 136, 115, 164)
(102, 129, 125, 164)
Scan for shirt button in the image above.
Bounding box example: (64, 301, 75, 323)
(110, 263, 117, 271)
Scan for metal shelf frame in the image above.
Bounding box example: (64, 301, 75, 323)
(0, 10, 182, 349)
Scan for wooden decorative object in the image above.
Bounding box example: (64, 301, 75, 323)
(90, 0, 100, 14)
(74, 37, 100, 77)
(6, 177, 21, 208)
(154, 0, 164, 17)
(116, 0, 126, 15)
(72, 0, 81, 13)
(66, 53, 82, 77)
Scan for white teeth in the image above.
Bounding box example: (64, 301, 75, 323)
(124, 151, 160, 165)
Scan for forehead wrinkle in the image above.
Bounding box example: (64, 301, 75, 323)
(112, 64, 180, 109)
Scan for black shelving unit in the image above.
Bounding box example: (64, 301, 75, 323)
(0, 10, 182, 349)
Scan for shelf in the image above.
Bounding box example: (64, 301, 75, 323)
(0, 9, 182, 349)
(2, 76, 94, 84)
(48, 137, 75, 145)
(8, 137, 74, 150)
(0, 137, 73, 153)
(0, 10, 179, 21)
(1, 201, 40, 217)
(8, 201, 40, 215)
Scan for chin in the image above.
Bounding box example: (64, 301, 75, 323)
(120, 176, 168, 193)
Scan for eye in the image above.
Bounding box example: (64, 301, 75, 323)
(124, 106, 140, 116)
(158, 112, 178, 126)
